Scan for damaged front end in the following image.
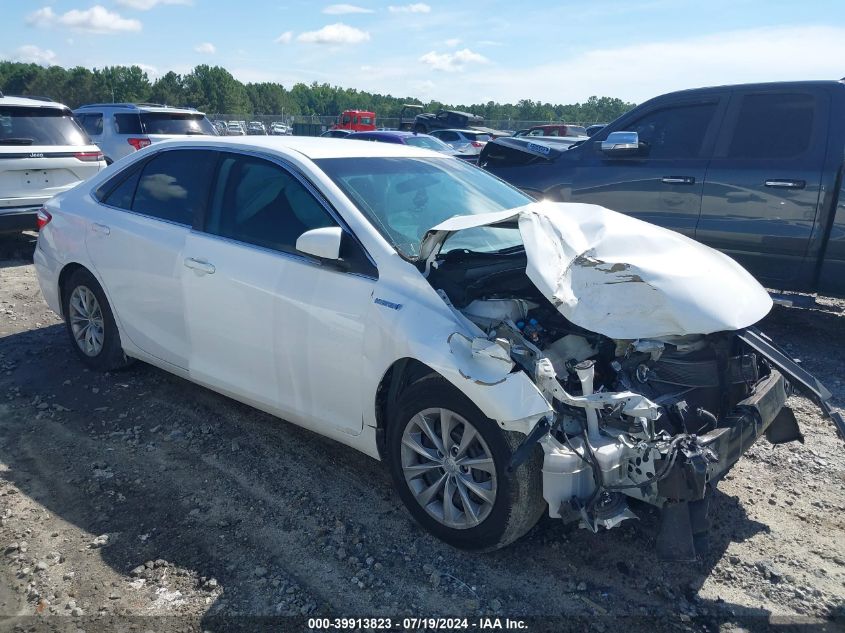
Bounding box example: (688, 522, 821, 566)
(423, 202, 843, 560)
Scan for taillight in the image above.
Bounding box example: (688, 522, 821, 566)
(36, 208, 52, 231)
(74, 151, 104, 162)
(471, 141, 484, 148)
(127, 138, 151, 151)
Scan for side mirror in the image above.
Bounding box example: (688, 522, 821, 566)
(601, 131, 641, 156)
(296, 226, 344, 261)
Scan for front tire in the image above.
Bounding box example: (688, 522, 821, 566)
(387, 377, 545, 550)
(62, 268, 131, 372)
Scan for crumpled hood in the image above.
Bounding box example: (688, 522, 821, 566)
(422, 201, 772, 339)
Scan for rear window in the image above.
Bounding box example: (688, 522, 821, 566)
(0, 106, 91, 146)
(404, 136, 450, 150)
(114, 113, 143, 135)
(465, 133, 491, 142)
(141, 113, 216, 136)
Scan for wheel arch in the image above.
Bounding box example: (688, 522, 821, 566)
(57, 262, 89, 319)
(374, 358, 439, 459)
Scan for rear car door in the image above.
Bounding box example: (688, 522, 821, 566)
(696, 88, 830, 288)
(568, 95, 726, 237)
(85, 148, 217, 369)
(182, 151, 376, 434)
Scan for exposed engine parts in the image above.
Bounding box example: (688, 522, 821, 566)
(446, 295, 793, 559)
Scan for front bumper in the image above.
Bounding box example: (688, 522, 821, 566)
(657, 369, 789, 503)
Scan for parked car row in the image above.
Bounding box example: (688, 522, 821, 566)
(213, 119, 292, 136)
(322, 128, 484, 158)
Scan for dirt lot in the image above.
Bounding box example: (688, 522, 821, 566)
(0, 232, 844, 633)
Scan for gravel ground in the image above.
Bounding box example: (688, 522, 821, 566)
(0, 232, 843, 633)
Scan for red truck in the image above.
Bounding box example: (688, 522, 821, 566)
(332, 109, 376, 132)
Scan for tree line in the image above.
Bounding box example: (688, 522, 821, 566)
(0, 61, 635, 123)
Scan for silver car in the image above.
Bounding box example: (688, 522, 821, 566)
(73, 103, 217, 164)
(429, 128, 492, 154)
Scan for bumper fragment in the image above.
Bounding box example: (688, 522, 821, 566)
(740, 327, 844, 441)
(658, 369, 788, 502)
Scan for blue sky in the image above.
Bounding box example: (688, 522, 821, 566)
(3, 0, 844, 105)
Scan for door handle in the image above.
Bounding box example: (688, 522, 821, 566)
(661, 176, 696, 185)
(764, 179, 805, 189)
(183, 258, 215, 275)
(91, 223, 110, 235)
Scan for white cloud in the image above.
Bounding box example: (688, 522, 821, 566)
(419, 48, 488, 72)
(478, 25, 845, 105)
(275, 31, 293, 44)
(27, 5, 142, 34)
(116, 0, 191, 9)
(134, 63, 159, 77)
(194, 42, 215, 54)
(322, 4, 373, 14)
(388, 3, 430, 13)
(297, 23, 370, 45)
(444, 38, 461, 47)
(13, 44, 57, 65)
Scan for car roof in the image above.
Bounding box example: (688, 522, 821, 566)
(434, 129, 488, 134)
(74, 103, 204, 115)
(152, 135, 443, 159)
(348, 130, 422, 138)
(0, 96, 70, 110)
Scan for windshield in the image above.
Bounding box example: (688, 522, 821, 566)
(316, 157, 531, 259)
(0, 106, 91, 146)
(140, 112, 216, 135)
(405, 135, 452, 151)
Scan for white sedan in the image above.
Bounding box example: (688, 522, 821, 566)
(33, 137, 841, 556)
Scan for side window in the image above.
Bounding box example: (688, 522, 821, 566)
(114, 113, 142, 134)
(627, 102, 717, 159)
(99, 165, 143, 210)
(79, 113, 103, 136)
(132, 150, 217, 225)
(727, 93, 815, 159)
(205, 153, 335, 253)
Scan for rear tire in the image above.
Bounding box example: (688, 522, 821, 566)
(413, 124, 427, 134)
(62, 268, 131, 372)
(387, 376, 545, 551)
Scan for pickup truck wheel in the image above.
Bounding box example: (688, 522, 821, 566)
(62, 268, 131, 372)
(413, 124, 427, 134)
(388, 376, 545, 550)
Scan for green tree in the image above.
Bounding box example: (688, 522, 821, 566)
(150, 71, 185, 106)
(183, 65, 251, 115)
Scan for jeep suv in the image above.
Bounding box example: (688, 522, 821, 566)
(0, 93, 105, 233)
(73, 103, 216, 164)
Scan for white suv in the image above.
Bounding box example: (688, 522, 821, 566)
(73, 103, 217, 164)
(1, 93, 105, 234)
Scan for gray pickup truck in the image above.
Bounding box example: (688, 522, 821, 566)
(480, 81, 845, 297)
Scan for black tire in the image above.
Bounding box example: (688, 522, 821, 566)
(387, 376, 546, 551)
(62, 267, 131, 372)
(413, 124, 427, 134)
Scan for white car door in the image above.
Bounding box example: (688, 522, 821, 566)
(182, 151, 376, 435)
(85, 148, 218, 370)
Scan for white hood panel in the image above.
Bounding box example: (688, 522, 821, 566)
(424, 202, 772, 339)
